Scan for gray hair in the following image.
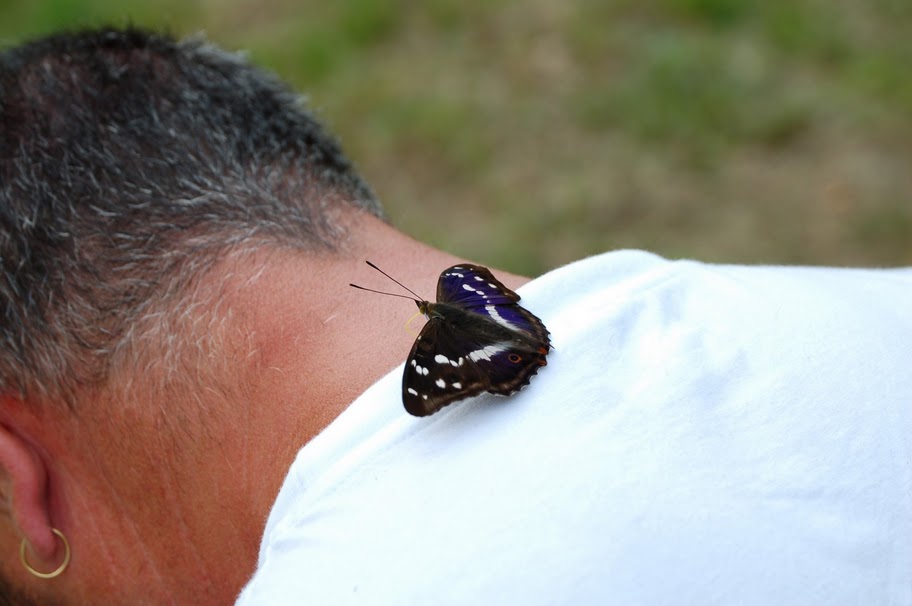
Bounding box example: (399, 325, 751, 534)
(0, 27, 383, 406)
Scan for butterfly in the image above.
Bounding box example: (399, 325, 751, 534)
(351, 262, 551, 416)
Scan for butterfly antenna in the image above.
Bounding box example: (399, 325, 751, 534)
(363, 261, 425, 300)
(349, 283, 419, 302)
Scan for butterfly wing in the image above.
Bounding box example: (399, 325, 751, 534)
(437, 264, 520, 307)
(402, 304, 550, 417)
(402, 317, 488, 416)
(437, 264, 550, 345)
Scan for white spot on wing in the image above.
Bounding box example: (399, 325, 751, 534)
(407, 388, 418, 396)
(435, 378, 446, 388)
(452, 382, 462, 389)
(485, 304, 513, 329)
(468, 343, 507, 362)
(434, 354, 451, 365)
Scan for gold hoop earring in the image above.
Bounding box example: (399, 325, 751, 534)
(20, 528, 71, 579)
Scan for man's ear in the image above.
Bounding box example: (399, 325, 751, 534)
(0, 397, 57, 559)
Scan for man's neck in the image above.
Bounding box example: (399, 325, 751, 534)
(200, 213, 530, 596)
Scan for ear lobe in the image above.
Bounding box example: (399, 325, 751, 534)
(0, 405, 56, 559)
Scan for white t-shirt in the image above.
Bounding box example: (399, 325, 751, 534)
(237, 251, 912, 605)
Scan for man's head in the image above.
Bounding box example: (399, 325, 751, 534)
(0, 26, 404, 604)
(1, 26, 382, 409)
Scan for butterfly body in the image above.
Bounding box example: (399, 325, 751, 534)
(402, 265, 551, 416)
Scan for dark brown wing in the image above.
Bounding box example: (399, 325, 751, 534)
(401, 303, 550, 417)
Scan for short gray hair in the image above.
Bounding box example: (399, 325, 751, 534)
(0, 27, 383, 406)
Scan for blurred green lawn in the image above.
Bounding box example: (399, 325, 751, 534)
(2, 0, 910, 275)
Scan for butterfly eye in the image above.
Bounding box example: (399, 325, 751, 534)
(508, 353, 523, 363)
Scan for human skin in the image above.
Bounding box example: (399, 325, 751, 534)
(0, 211, 528, 604)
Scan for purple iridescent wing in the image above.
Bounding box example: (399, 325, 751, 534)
(401, 264, 551, 416)
(436, 264, 545, 343)
(437, 264, 520, 307)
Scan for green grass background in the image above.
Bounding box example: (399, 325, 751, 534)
(2, 0, 910, 275)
